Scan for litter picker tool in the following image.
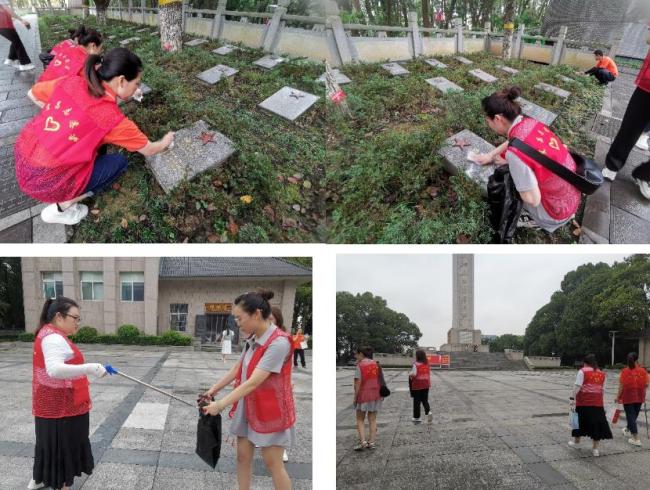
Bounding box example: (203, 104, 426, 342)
(645, 401, 649, 439)
(104, 364, 194, 407)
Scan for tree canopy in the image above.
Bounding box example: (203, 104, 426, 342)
(523, 255, 650, 366)
(336, 291, 421, 361)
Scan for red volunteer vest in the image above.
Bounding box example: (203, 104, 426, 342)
(228, 327, 296, 434)
(32, 324, 91, 418)
(506, 117, 581, 220)
(0, 6, 13, 29)
(38, 45, 88, 83)
(411, 362, 431, 390)
(50, 39, 76, 58)
(356, 358, 381, 404)
(636, 50, 650, 93)
(15, 76, 125, 203)
(576, 367, 605, 407)
(620, 367, 648, 405)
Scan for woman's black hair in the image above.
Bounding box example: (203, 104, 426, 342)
(233, 288, 274, 319)
(627, 352, 639, 370)
(84, 47, 143, 98)
(357, 346, 373, 359)
(271, 305, 285, 332)
(71, 24, 87, 41)
(415, 349, 427, 363)
(78, 28, 102, 48)
(37, 296, 79, 334)
(594, 49, 604, 56)
(481, 86, 522, 122)
(583, 353, 598, 369)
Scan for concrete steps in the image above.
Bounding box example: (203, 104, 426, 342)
(447, 352, 528, 370)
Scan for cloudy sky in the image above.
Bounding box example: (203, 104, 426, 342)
(336, 253, 630, 347)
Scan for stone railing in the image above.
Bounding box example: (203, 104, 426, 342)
(51, 2, 606, 70)
(524, 356, 562, 369)
(504, 349, 524, 360)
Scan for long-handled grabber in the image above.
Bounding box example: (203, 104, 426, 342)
(104, 364, 194, 407)
(645, 401, 649, 439)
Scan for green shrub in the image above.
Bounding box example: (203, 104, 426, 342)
(160, 330, 192, 346)
(135, 336, 163, 346)
(117, 324, 141, 340)
(18, 332, 35, 342)
(96, 334, 119, 344)
(72, 326, 98, 343)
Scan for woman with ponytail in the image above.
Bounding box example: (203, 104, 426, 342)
(37, 27, 103, 82)
(616, 352, 649, 447)
(28, 297, 107, 490)
(40, 24, 88, 69)
(16, 47, 174, 225)
(472, 86, 581, 233)
(200, 289, 295, 490)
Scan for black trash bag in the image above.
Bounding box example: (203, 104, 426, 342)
(196, 412, 222, 469)
(39, 52, 54, 69)
(487, 165, 523, 244)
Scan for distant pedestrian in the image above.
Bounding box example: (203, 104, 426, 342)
(409, 349, 432, 423)
(353, 346, 382, 451)
(292, 328, 306, 368)
(615, 352, 649, 447)
(568, 354, 612, 457)
(0, 0, 34, 71)
(218, 326, 233, 363)
(585, 49, 618, 85)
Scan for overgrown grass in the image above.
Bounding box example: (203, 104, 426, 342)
(38, 15, 603, 243)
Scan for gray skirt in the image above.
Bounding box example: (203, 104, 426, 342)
(354, 399, 383, 412)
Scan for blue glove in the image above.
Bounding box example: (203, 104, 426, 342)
(104, 364, 118, 375)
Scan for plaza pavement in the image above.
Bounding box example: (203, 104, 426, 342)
(0, 342, 312, 489)
(337, 368, 649, 489)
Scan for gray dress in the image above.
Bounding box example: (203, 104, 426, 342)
(229, 325, 296, 447)
(354, 365, 383, 412)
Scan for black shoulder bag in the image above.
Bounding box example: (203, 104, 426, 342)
(378, 364, 391, 398)
(509, 137, 603, 195)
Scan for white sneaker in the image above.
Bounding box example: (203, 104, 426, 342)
(568, 440, 580, 448)
(40, 203, 88, 225)
(602, 167, 617, 181)
(3, 59, 18, 67)
(412, 417, 421, 423)
(635, 134, 650, 151)
(622, 427, 631, 437)
(283, 450, 288, 462)
(635, 178, 650, 200)
(18, 63, 35, 71)
(628, 438, 642, 447)
(27, 480, 44, 489)
(592, 449, 600, 457)
(427, 412, 433, 423)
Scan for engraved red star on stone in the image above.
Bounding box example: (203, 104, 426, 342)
(452, 137, 471, 151)
(198, 132, 216, 145)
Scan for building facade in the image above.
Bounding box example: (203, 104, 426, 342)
(22, 257, 311, 341)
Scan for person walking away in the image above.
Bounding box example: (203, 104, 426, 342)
(409, 349, 432, 423)
(0, 0, 34, 71)
(616, 352, 649, 446)
(353, 346, 383, 451)
(568, 354, 613, 457)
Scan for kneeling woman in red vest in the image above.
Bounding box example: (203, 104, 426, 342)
(473, 86, 581, 233)
(201, 289, 295, 490)
(569, 354, 612, 457)
(30, 297, 107, 490)
(37, 27, 103, 82)
(16, 48, 174, 225)
(409, 349, 432, 423)
(353, 346, 383, 451)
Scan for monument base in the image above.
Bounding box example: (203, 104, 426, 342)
(440, 343, 489, 353)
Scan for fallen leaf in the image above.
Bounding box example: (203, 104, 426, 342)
(138, 214, 147, 222)
(90, 208, 100, 216)
(276, 175, 285, 183)
(207, 234, 220, 243)
(293, 173, 303, 180)
(213, 179, 223, 188)
(427, 186, 439, 198)
(282, 217, 298, 229)
(287, 176, 299, 184)
(228, 216, 239, 236)
(120, 218, 128, 229)
(263, 205, 275, 222)
(456, 234, 471, 244)
(206, 204, 217, 212)
(240, 195, 253, 204)
(415, 204, 425, 216)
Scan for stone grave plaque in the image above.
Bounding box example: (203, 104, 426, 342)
(119, 37, 140, 46)
(557, 74, 576, 84)
(426, 77, 464, 94)
(197, 65, 238, 84)
(118, 83, 152, 105)
(213, 45, 236, 55)
(136, 28, 149, 33)
(381, 62, 409, 76)
(185, 38, 208, 47)
(534, 82, 570, 99)
(253, 55, 285, 70)
(497, 65, 519, 75)
(145, 119, 235, 194)
(258, 86, 320, 122)
(425, 58, 447, 69)
(108, 35, 116, 40)
(516, 97, 558, 126)
(469, 69, 497, 83)
(454, 56, 473, 65)
(438, 129, 496, 193)
(317, 69, 351, 85)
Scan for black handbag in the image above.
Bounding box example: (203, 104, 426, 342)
(487, 165, 523, 244)
(378, 365, 391, 397)
(509, 137, 603, 195)
(196, 412, 222, 468)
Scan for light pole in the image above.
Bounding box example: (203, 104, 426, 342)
(609, 330, 619, 367)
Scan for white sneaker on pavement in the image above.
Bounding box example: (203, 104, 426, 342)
(27, 479, 45, 489)
(412, 417, 421, 423)
(628, 438, 642, 447)
(568, 440, 580, 448)
(3, 59, 18, 67)
(635, 134, 650, 151)
(622, 427, 631, 437)
(427, 412, 433, 423)
(18, 63, 35, 71)
(635, 178, 650, 200)
(40, 203, 88, 225)
(602, 167, 617, 181)
(592, 449, 600, 457)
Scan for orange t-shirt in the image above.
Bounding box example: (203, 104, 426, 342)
(31, 78, 149, 151)
(596, 56, 618, 77)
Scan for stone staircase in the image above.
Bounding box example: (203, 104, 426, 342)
(447, 352, 528, 371)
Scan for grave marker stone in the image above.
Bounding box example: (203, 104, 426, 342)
(438, 129, 496, 194)
(497, 65, 519, 75)
(253, 55, 285, 70)
(455, 56, 473, 65)
(185, 38, 208, 47)
(426, 77, 464, 94)
(469, 69, 498, 83)
(213, 45, 236, 55)
(197, 65, 238, 84)
(534, 82, 570, 99)
(317, 69, 351, 85)
(258, 86, 320, 122)
(425, 58, 447, 69)
(516, 97, 558, 126)
(381, 62, 409, 76)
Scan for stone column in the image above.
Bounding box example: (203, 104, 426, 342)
(141, 0, 145, 25)
(281, 281, 298, 332)
(514, 23, 524, 59)
(407, 11, 422, 58)
(128, 0, 132, 22)
(103, 257, 116, 334)
(456, 21, 464, 54)
(181, 0, 188, 33)
(326, 14, 352, 65)
(211, 0, 227, 40)
(484, 21, 491, 52)
(61, 258, 76, 303)
(21, 258, 38, 333)
(144, 258, 159, 335)
(262, 0, 289, 52)
(551, 25, 567, 66)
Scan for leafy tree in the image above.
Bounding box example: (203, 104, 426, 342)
(0, 258, 24, 330)
(489, 333, 524, 352)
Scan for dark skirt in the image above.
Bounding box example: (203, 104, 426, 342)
(33, 412, 94, 489)
(573, 406, 613, 441)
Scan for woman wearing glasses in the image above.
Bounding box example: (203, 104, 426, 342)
(28, 297, 107, 490)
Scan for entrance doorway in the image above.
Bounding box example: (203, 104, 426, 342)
(196, 314, 239, 345)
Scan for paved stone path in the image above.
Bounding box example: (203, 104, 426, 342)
(581, 65, 650, 244)
(0, 344, 312, 489)
(337, 369, 649, 489)
(0, 13, 67, 243)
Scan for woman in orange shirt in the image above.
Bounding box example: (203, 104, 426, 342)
(616, 353, 649, 447)
(18, 48, 173, 225)
(292, 328, 306, 368)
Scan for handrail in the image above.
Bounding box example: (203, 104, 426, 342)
(342, 23, 410, 32)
